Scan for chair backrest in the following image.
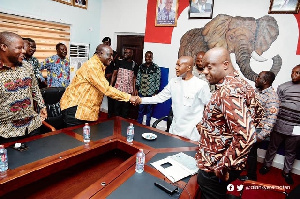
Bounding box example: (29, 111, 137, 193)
(40, 87, 66, 131)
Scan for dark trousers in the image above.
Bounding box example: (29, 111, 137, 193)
(114, 100, 130, 118)
(62, 106, 90, 128)
(264, 131, 300, 173)
(107, 97, 115, 118)
(137, 104, 153, 126)
(246, 142, 259, 180)
(0, 127, 41, 144)
(197, 169, 242, 199)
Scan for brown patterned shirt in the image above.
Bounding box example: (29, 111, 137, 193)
(196, 71, 261, 172)
(0, 61, 45, 138)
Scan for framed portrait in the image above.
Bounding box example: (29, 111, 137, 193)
(73, 0, 88, 9)
(189, 0, 214, 19)
(155, 0, 179, 27)
(269, 0, 300, 14)
(52, 0, 73, 6)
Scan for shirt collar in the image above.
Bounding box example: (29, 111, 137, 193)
(215, 71, 239, 89)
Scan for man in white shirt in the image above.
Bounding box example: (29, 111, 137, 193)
(135, 56, 211, 141)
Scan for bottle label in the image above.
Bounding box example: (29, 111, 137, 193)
(83, 128, 90, 139)
(136, 156, 144, 164)
(1, 154, 6, 162)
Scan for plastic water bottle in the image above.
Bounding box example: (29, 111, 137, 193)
(135, 149, 145, 173)
(83, 123, 90, 143)
(0, 145, 8, 172)
(127, 123, 134, 143)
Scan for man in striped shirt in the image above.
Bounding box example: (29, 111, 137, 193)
(60, 44, 138, 127)
(239, 71, 279, 181)
(259, 64, 300, 185)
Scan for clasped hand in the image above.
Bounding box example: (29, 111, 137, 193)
(129, 96, 142, 106)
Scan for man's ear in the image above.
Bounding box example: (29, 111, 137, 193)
(0, 44, 7, 52)
(223, 60, 229, 70)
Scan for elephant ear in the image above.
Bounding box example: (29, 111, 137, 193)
(178, 28, 208, 58)
(202, 14, 232, 49)
(255, 15, 279, 55)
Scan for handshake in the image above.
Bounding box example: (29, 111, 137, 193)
(129, 96, 142, 106)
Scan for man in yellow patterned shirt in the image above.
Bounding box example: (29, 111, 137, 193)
(60, 44, 137, 127)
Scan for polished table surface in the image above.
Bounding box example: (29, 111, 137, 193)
(0, 117, 199, 198)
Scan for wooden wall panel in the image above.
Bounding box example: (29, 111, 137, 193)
(0, 12, 70, 62)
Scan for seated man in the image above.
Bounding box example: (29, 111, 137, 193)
(60, 44, 137, 127)
(0, 31, 47, 143)
(135, 56, 211, 141)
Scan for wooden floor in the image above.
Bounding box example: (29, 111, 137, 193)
(2, 149, 131, 199)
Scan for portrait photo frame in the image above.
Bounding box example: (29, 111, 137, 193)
(73, 0, 88, 9)
(52, 0, 73, 6)
(269, 0, 300, 14)
(155, 0, 179, 27)
(189, 0, 214, 19)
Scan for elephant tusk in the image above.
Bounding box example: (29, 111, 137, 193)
(251, 51, 268, 62)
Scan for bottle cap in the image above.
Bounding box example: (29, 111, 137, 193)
(139, 149, 143, 152)
(130, 123, 133, 126)
(85, 123, 89, 125)
(0, 145, 4, 148)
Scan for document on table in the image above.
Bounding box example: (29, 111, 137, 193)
(292, 126, 300, 136)
(151, 152, 198, 183)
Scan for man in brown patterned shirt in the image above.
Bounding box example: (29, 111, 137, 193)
(0, 32, 47, 143)
(195, 47, 259, 199)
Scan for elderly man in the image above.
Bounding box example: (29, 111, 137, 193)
(239, 71, 279, 181)
(157, 0, 176, 24)
(0, 32, 47, 143)
(260, 64, 300, 185)
(40, 43, 70, 87)
(195, 47, 261, 198)
(60, 44, 138, 127)
(135, 56, 211, 141)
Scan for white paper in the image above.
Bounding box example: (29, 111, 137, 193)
(292, 126, 300, 136)
(150, 152, 198, 183)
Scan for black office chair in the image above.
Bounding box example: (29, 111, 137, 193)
(39, 87, 66, 133)
(152, 109, 173, 132)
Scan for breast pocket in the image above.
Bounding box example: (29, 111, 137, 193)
(183, 94, 195, 107)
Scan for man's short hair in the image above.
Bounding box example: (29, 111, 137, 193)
(56, 42, 66, 50)
(102, 37, 111, 43)
(23, 37, 35, 43)
(145, 51, 153, 55)
(263, 71, 276, 85)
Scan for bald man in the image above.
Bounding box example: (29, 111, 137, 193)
(60, 44, 138, 127)
(195, 47, 261, 198)
(135, 56, 211, 141)
(0, 31, 47, 143)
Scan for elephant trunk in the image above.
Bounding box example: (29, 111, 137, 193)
(235, 43, 258, 81)
(270, 55, 282, 76)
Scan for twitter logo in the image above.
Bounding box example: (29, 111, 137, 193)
(227, 184, 234, 191)
(237, 184, 244, 191)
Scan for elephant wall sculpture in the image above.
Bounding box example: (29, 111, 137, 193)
(179, 14, 282, 81)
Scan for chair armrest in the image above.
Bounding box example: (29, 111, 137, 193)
(152, 116, 168, 128)
(42, 121, 56, 132)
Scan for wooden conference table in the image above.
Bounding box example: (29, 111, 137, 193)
(0, 117, 199, 199)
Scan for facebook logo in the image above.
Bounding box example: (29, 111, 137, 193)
(227, 184, 234, 191)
